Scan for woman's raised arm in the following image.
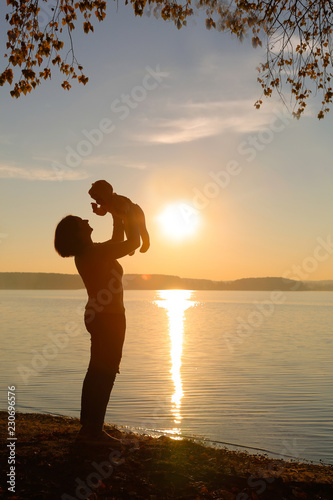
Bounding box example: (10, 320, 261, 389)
(111, 214, 125, 243)
(97, 204, 140, 259)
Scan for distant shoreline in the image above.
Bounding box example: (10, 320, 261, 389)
(0, 272, 333, 291)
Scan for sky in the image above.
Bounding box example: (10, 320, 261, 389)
(0, 3, 332, 282)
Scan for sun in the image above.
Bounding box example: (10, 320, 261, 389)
(157, 202, 201, 241)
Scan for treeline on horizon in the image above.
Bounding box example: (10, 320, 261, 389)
(0, 273, 332, 291)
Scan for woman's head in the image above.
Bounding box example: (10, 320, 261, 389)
(54, 215, 92, 257)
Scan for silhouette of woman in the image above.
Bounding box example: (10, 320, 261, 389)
(54, 200, 140, 445)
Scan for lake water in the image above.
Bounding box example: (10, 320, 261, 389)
(0, 289, 332, 464)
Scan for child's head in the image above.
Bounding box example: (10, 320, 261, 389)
(88, 180, 113, 206)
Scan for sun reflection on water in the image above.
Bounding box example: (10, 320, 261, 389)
(154, 290, 196, 436)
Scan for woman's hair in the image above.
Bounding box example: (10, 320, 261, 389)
(54, 215, 84, 258)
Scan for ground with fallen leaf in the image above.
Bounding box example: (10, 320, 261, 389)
(0, 412, 332, 499)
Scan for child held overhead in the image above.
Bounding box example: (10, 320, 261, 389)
(88, 180, 150, 254)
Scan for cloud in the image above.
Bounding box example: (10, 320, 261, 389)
(135, 116, 224, 144)
(131, 99, 284, 144)
(0, 164, 89, 181)
(82, 155, 148, 170)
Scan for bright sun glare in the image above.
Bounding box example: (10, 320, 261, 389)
(157, 203, 201, 241)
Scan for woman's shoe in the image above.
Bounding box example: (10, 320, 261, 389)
(75, 428, 122, 447)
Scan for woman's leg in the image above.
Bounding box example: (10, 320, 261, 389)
(80, 313, 126, 434)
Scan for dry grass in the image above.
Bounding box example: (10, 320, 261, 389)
(0, 411, 332, 499)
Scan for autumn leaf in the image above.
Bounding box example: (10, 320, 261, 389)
(78, 75, 89, 85)
(2, 0, 333, 118)
(61, 81, 71, 91)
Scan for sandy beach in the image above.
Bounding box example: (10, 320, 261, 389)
(0, 411, 332, 499)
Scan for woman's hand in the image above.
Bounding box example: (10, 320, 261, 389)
(91, 202, 108, 216)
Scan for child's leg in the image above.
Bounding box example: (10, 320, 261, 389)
(123, 204, 150, 254)
(135, 205, 150, 253)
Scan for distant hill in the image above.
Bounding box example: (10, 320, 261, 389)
(305, 280, 333, 291)
(124, 274, 310, 291)
(0, 272, 332, 291)
(0, 273, 84, 290)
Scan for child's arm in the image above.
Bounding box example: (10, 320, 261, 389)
(90, 201, 125, 243)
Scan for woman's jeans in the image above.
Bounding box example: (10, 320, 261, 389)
(80, 312, 126, 433)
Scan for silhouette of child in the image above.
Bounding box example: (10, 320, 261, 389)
(88, 180, 150, 254)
